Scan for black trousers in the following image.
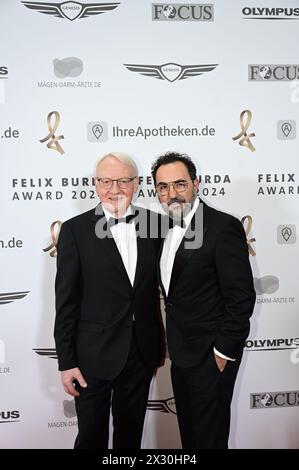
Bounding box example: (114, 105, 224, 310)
(171, 352, 241, 449)
(74, 327, 154, 449)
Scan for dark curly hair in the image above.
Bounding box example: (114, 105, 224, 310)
(151, 151, 197, 185)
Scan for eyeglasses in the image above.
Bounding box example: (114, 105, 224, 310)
(95, 177, 136, 189)
(156, 179, 192, 195)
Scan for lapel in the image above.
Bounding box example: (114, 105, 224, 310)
(157, 237, 166, 298)
(91, 203, 144, 290)
(91, 203, 132, 287)
(132, 206, 147, 290)
(160, 199, 208, 298)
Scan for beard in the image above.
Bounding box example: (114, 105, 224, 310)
(162, 195, 195, 220)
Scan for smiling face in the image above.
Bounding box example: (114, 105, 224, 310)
(95, 155, 138, 217)
(155, 161, 199, 219)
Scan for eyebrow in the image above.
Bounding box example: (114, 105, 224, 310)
(157, 179, 187, 184)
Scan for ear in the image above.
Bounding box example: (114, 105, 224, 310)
(193, 177, 199, 194)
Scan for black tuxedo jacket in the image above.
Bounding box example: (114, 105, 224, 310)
(159, 199, 256, 368)
(54, 204, 164, 380)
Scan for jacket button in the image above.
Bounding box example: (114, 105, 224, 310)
(166, 302, 173, 308)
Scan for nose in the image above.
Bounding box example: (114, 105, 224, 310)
(168, 183, 177, 198)
(109, 180, 120, 194)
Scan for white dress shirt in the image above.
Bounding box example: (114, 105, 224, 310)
(102, 205, 137, 287)
(160, 197, 199, 296)
(160, 197, 234, 361)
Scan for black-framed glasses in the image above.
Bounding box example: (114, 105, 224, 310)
(156, 179, 192, 195)
(95, 177, 136, 189)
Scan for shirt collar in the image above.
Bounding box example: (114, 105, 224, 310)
(183, 197, 199, 227)
(102, 204, 133, 221)
(170, 197, 199, 231)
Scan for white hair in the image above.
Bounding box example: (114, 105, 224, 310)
(95, 152, 138, 176)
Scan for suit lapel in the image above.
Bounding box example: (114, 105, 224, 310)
(157, 237, 166, 298)
(133, 234, 146, 289)
(133, 206, 154, 290)
(90, 203, 132, 287)
(167, 201, 207, 297)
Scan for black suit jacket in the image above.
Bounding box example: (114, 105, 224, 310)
(159, 199, 256, 368)
(54, 204, 164, 380)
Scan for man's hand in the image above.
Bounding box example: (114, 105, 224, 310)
(214, 354, 227, 373)
(61, 367, 87, 397)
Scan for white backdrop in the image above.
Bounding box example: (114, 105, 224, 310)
(1, 0, 299, 449)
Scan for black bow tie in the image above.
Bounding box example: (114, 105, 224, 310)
(107, 213, 137, 230)
(168, 217, 186, 229)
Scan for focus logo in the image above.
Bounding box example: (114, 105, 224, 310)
(0, 410, 20, 423)
(250, 391, 299, 408)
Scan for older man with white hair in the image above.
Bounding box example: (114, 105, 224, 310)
(54, 152, 165, 449)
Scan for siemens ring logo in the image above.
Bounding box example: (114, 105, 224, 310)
(21, 1, 120, 21)
(251, 391, 299, 408)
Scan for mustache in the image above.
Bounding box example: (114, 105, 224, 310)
(167, 197, 186, 206)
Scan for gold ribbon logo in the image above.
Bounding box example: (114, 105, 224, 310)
(43, 220, 62, 257)
(241, 215, 256, 256)
(232, 110, 256, 152)
(40, 111, 65, 155)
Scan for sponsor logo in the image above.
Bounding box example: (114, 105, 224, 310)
(37, 58, 101, 89)
(241, 216, 256, 256)
(242, 7, 299, 20)
(33, 348, 57, 359)
(0, 67, 8, 103)
(53, 57, 83, 78)
(152, 3, 214, 21)
(277, 120, 296, 140)
(147, 397, 177, 414)
(254, 276, 279, 295)
(254, 276, 295, 304)
(39, 111, 65, 155)
(245, 337, 299, 351)
(257, 173, 299, 196)
(251, 391, 299, 408)
(87, 121, 108, 142)
(1, 127, 20, 139)
(249, 64, 299, 81)
(124, 62, 218, 82)
(0, 66, 8, 79)
(0, 291, 29, 305)
(10, 173, 229, 202)
(43, 221, 62, 257)
(22, 1, 120, 21)
(0, 411, 20, 423)
(112, 124, 216, 139)
(0, 237, 23, 249)
(48, 400, 77, 428)
(232, 110, 256, 152)
(277, 225, 296, 244)
(63, 400, 76, 418)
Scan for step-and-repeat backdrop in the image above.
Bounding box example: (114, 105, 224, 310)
(1, 0, 299, 449)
